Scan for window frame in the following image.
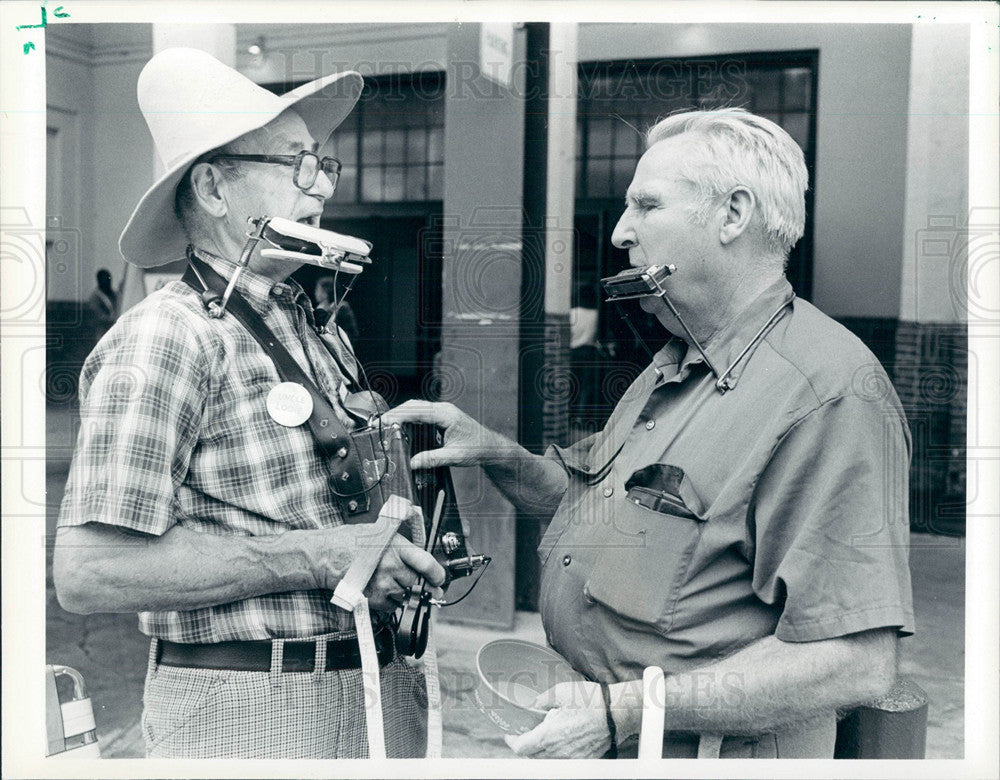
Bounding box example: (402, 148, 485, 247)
(337, 69, 447, 206)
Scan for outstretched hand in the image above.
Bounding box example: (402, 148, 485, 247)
(381, 401, 513, 470)
(382, 400, 568, 522)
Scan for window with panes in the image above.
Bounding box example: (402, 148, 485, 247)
(326, 71, 446, 204)
(576, 53, 815, 199)
(575, 52, 817, 297)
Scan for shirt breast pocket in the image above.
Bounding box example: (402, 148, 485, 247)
(585, 466, 706, 633)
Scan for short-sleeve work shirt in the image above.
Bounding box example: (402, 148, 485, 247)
(538, 278, 914, 684)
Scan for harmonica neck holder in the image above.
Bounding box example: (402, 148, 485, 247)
(186, 219, 269, 317)
(600, 263, 725, 389)
(189, 216, 375, 316)
(601, 263, 676, 302)
(600, 264, 794, 394)
(254, 215, 373, 273)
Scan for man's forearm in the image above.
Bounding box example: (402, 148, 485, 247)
(475, 433, 569, 521)
(54, 523, 347, 614)
(610, 631, 897, 738)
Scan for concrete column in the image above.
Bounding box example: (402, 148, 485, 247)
(519, 22, 578, 453)
(516, 23, 579, 609)
(895, 23, 973, 535)
(438, 24, 526, 627)
(544, 24, 578, 320)
(899, 23, 970, 325)
(541, 23, 578, 450)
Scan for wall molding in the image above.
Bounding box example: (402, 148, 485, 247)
(46, 26, 153, 66)
(234, 23, 450, 76)
(235, 23, 451, 52)
(45, 27, 92, 65)
(91, 46, 154, 67)
(49, 23, 449, 70)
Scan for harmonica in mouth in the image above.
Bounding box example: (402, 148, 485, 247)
(600, 264, 676, 301)
(255, 216, 373, 273)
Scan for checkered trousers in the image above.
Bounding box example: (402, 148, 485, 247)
(142, 637, 428, 758)
(59, 253, 371, 641)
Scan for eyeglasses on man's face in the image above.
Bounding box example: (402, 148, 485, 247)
(208, 150, 342, 193)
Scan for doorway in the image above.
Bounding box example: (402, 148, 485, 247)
(291, 214, 442, 407)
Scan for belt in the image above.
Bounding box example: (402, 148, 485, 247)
(156, 625, 395, 672)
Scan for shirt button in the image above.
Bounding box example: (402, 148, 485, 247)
(645, 420, 656, 430)
(603, 486, 614, 498)
(562, 554, 572, 567)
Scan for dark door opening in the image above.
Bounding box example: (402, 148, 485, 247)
(291, 214, 442, 407)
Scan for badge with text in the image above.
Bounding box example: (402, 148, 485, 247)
(266, 382, 313, 427)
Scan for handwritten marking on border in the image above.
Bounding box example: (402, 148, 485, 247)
(15, 2, 71, 55)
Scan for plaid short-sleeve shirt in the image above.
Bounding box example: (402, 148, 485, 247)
(59, 253, 366, 642)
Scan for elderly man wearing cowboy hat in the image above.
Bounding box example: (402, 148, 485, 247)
(54, 48, 444, 759)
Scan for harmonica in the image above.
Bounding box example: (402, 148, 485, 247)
(600, 264, 676, 301)
(255, 216, 373, 273)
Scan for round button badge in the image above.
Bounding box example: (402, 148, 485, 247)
(266, 382, 314, 427)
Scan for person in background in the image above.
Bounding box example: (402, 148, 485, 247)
(84, 268, 121, 343)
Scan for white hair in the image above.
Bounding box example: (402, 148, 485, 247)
(646, 108, 808, 256)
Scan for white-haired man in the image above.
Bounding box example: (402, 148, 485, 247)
(54, 48, 444, 759)
(384, 108, 913, 759)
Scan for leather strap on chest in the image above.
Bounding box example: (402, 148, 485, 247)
(181, 257, 372, 516)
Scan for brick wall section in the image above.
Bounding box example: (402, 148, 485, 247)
(837, 317, 899, 372)
(892, 321, 967, 536)
(839, 317, 967, 536)
(541, 312, 572, 449)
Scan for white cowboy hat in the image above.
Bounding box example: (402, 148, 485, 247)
(119, 47, 363, 268)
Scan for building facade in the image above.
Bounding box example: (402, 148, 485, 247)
(45, 21, 972, 624)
